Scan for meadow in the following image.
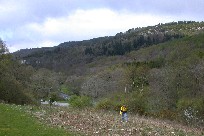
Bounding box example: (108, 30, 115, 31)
(0, 103, 75, 136)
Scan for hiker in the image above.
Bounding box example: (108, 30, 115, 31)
(120, 105, 128, 122)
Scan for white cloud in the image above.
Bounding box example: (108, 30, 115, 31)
(0, 0, 203, 53)
(7, 8, 181, 52)
(0, 1, 22, 15)
(25, 8, 176, 39)
(8, 46, 19, 53)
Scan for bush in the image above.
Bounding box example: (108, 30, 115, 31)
(148, 57, 165, 68)
(125, 91, 148, 115)
(177, 98, 204, 126)
(95, 91, 148, 115)
(95, 98, 121, 110)
(60, 85, 74, 95)
(155, 110, 178, 120)
(68, 95, 93, 108)
(95, 98, 113, 110)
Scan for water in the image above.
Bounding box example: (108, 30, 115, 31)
(41, 101, 69, 107)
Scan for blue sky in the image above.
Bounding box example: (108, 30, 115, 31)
(0, 0, 204, 52)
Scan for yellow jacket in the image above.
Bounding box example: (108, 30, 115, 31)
(120, 105, 127, 114)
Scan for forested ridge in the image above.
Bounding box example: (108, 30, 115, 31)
(1, 21, 204, 127)
(13, 21, 204, 73)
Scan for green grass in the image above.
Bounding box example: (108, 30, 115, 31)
(0, 103, 73, 136)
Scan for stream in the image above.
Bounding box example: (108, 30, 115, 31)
(41, 101, 69, 107)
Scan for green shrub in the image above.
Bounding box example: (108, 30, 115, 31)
(126, 91, 148, 115)
(148, 57, 165, 68)
(96, 91, 148, 116)
(155, 109, 178, 120)
(95, 98, 114, 110)
(61, 85, 74, 95)
(197, 51, 204, 58)
(68, 95, 93, 108)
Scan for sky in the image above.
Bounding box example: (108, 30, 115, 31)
(0, 0, 204, 52)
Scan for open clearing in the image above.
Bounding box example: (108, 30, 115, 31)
(0, 103, 74, 136)
(1, 103, 203, 136)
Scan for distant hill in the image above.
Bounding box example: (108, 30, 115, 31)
(13, 21, 204, 71)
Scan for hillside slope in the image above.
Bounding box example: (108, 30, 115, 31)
(11, 22, 204, 125)
(34, 106, 204, 136)
(12, 21, 204, 97)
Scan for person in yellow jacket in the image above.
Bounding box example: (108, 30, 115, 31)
(120, 105, 128, 122)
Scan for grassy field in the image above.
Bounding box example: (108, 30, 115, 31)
(0, 103, 75, 136)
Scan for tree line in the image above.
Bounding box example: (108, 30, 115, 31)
(0, 39, 66, 105)
(85, 32, 184, 56)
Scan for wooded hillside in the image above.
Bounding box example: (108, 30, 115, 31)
(5, 21, 204, 125)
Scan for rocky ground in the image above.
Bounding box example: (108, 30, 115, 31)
(32, 106, 203, 136)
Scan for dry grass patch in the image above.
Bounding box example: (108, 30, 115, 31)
(33, 106, 203, 136)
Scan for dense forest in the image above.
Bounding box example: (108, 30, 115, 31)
(1, 21, 204, 126)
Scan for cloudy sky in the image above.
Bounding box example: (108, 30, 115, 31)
(0, 0, 204, 52)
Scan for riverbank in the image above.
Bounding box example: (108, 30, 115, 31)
(41, 101, 69, 107)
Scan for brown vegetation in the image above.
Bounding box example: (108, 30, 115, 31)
(33, 106, 203, 136)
